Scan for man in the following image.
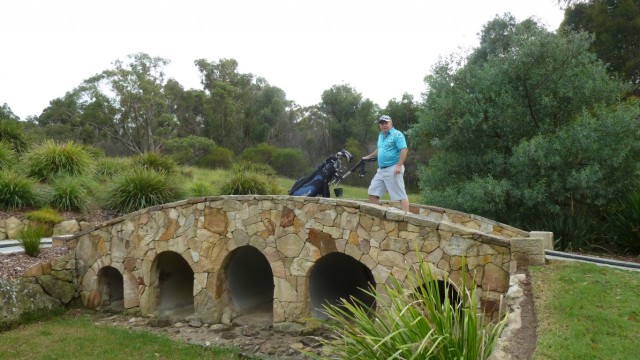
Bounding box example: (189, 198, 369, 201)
(363, 115, 410, 212)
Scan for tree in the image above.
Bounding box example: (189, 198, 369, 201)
(412, 15, 639, 226)
(562, 0, 640, 95)
(0, 103, 27, 152)
(81, 53, 176, 154)
(319, 84, 378, 153)
(164, 79, 207, 138)
(195, 58, 253, 153)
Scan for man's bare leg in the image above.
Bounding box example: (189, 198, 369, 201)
(400, 198, 410, 212)
(369, 195, 380, 205)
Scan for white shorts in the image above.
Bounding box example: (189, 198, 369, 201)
(368, 165, 408, 201)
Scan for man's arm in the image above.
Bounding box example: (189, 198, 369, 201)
(363, 149, 378, 160)
(394, 148, 408, 174)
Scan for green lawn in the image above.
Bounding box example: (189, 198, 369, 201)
(0, 311, 248, 360)
(530, 261, 640, 360)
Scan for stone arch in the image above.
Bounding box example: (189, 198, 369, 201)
(149, 250, 195, 318)
(96, 266, 124, 311)
(308, 252, 376, 319)
(217, 245, 275, 322)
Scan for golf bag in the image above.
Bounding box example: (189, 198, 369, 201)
(288, 150, 353, 197)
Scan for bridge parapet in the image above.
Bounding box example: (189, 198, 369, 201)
(54, 195, 547, 325)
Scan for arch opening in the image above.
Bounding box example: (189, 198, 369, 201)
(223, 246, 274, 316)
(309, 252, 376, 320)
(96, 266, 124, 311)
(415, 279, 461, 309)
(152, 251, 194, 318)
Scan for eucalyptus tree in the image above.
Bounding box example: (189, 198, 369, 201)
(412, 14, 640, 226)
(35, 91, 112, 145)
(319, 84, 378, 154)
(164, 79, 207, 137)
(81, 53, 176, 154)
(195, 58, 252, 153)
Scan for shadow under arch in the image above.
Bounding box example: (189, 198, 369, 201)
(150, 251, 194, 318)
(96, 266, 124, 311)
(415, 279, 462, 309)
(309, 252, 376, 320)
(221, 245, 274, 318)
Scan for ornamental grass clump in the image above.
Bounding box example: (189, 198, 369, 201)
(104, 169, 184, 215)
(18, 225, 47, 257)
(25, 140, 95, 181)
(605, 191, 640, 255)
(319, 259, 507, 360)
(26, 207, 64, 236)
(48, 176, 97, 213)
(0, 172, 40, 210)
(0, 141, 16, 170)
(131, 152, 178, 174)
(219, 162, 282, 195)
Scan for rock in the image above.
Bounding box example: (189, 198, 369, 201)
(53, 220, 80, 236)
(36, 275, 76, 304)
(5, 217, 24, 240)
(0, 278, 63, 330)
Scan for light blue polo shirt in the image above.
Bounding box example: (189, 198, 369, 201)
(377, 127, 407, 168)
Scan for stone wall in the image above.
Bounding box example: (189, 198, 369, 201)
(50, 195, 549, 325)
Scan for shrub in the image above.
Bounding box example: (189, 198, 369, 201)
(196, 146, 234, 169)
(131, 152, 178, 174)
(0, 141, 16, 170)
(163, 136, 216, 165)
(26, 207, 64, 224)
(525, 209, 602, 251)
(219, 171, 271, 195)
(188, 180, 215, 197)
(320, 259, 506, 360)
(48, 176, 96, 213)
(0, 172, 40, 210)
(271, 148, 311, 178)
(104, 169, 184, 214)
(26, 207, 64, 237)
(18, 225, 47, 257)
(25, 140, 95, 181)
(605, 192, 640, 255)
(94, 157, 128, 179)
(240, 143, 277, 164)
(218, 162, 283, 195)
(0, 119, 27, 153)
(231, 160, 277, 177)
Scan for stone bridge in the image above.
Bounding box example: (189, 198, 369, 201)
(53, 195, 551, 326)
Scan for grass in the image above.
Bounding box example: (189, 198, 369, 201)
(17, 225, 47, 257)
(530, 261, 640, 360)
(0, 311, 250, 360)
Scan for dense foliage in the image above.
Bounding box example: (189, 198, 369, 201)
(562, 0, 640, 95)
(412, 15, 640, 250)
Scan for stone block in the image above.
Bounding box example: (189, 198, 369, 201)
(529, 231, 554, 250)
(53, 220, 80, 236)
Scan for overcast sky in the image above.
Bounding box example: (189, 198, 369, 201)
(1, 0, 565, 120)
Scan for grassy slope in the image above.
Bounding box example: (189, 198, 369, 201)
(0, 312, 248, 359)
(530, 261, 640, 360)
(185, 166, 421, 203)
